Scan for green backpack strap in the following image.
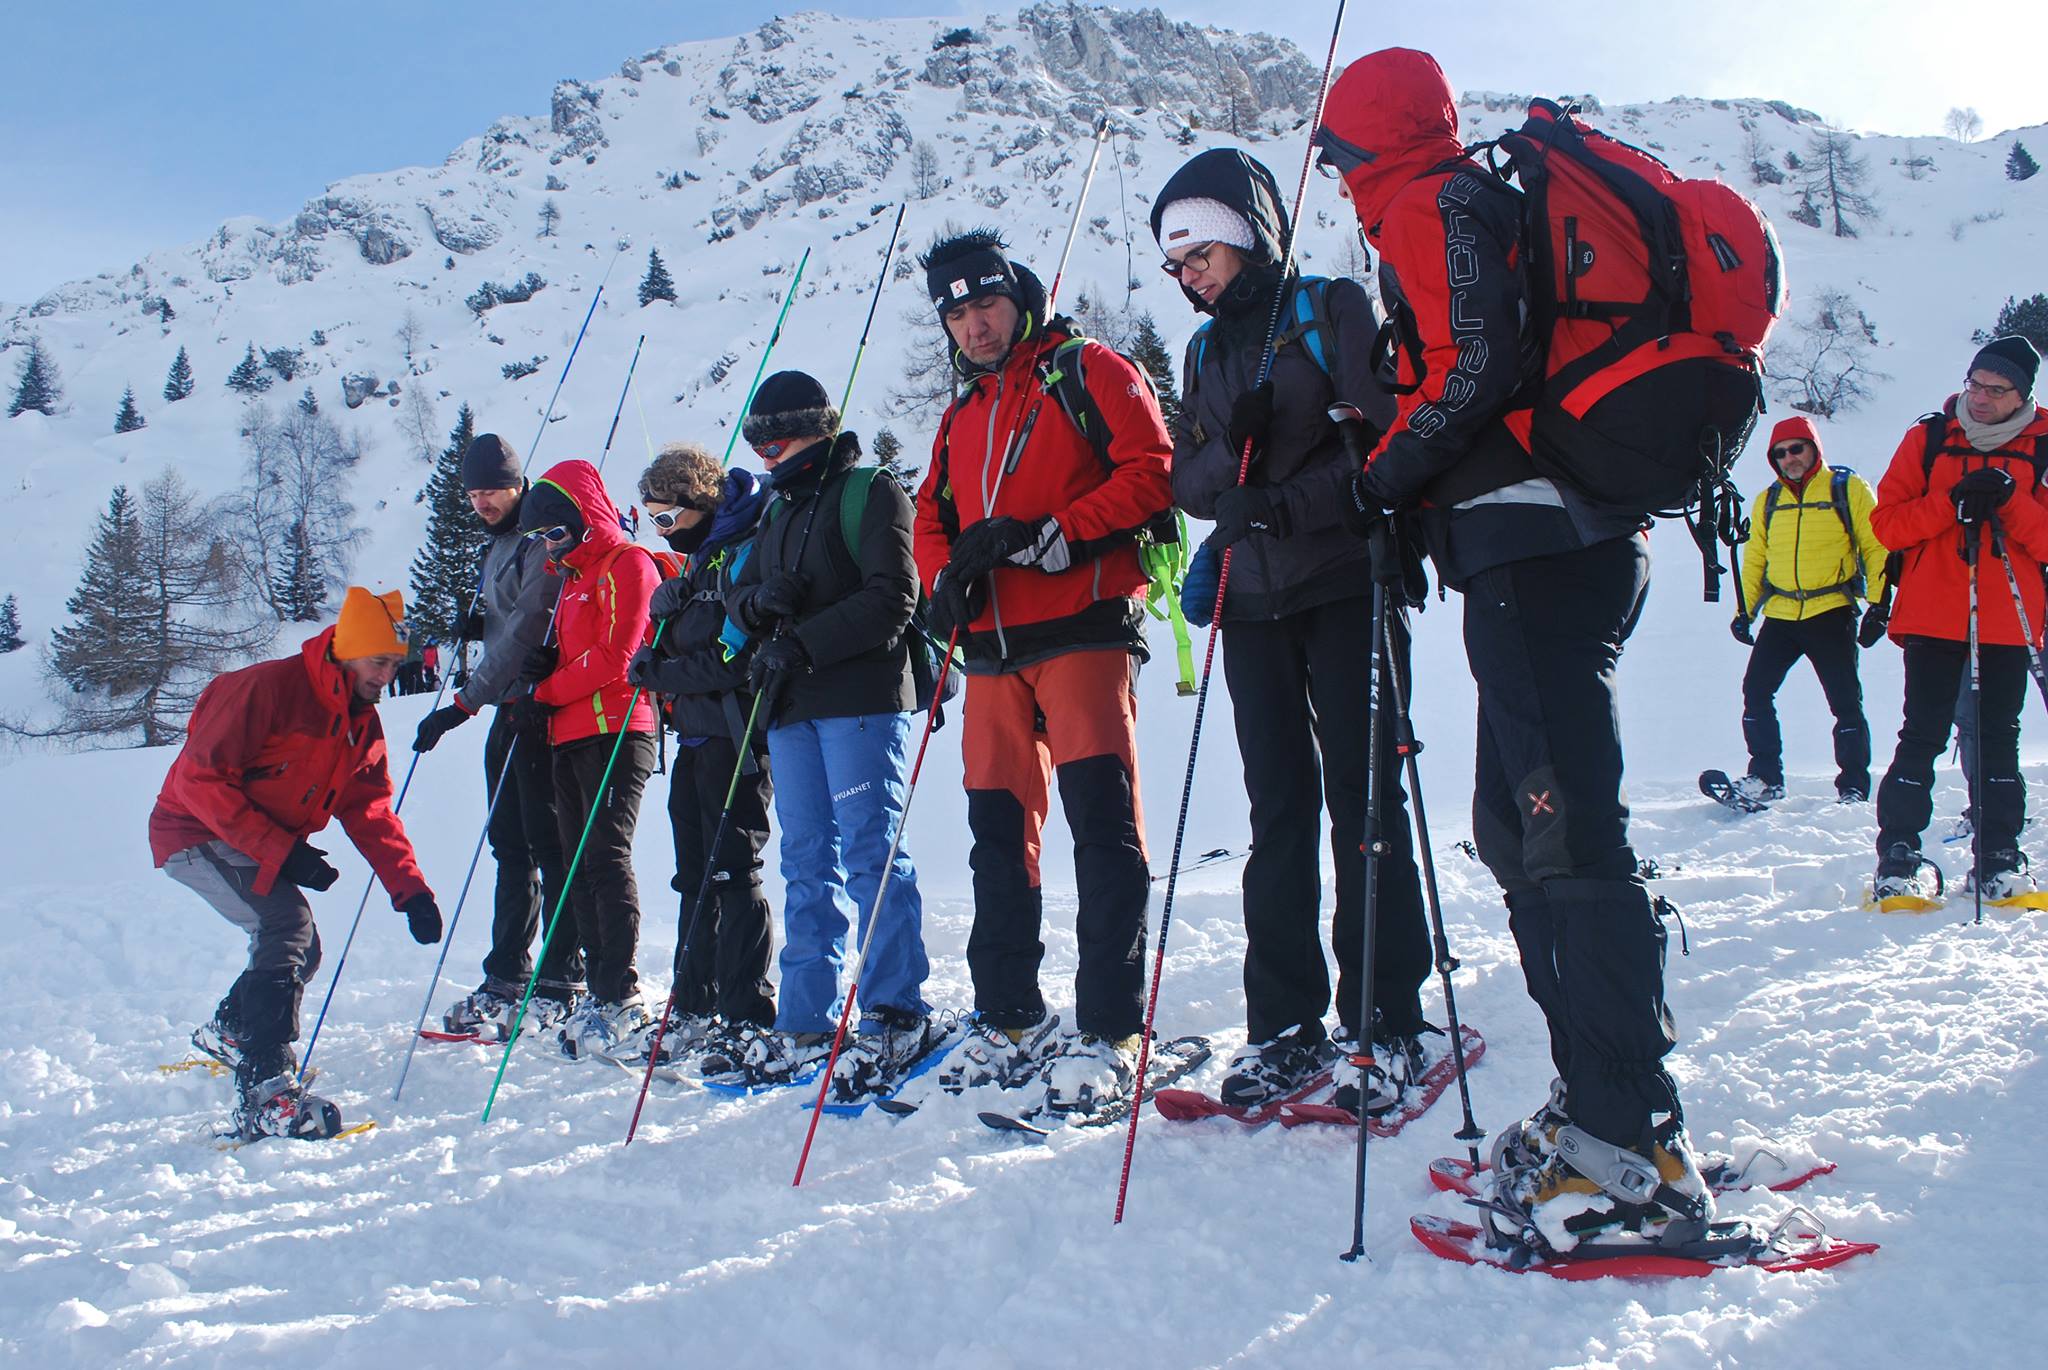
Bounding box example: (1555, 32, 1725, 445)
(837, 466, 880, 559)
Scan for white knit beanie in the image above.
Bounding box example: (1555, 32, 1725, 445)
(1156, 196, 1257, 254)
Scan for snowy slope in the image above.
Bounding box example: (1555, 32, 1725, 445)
(6, 7, 2048, 1366)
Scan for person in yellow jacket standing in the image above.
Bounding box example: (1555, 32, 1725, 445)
(1718, 416, 1891, 808)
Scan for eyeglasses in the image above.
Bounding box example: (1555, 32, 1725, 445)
(1768, 441, 1812, 460)
(1161, 243, 1218, 279)
(1964, 377, 2017, 399)
(753, 439, 792, 461)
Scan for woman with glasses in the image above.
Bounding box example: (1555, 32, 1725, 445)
(1870, 336, 2048, 904)
(517, 459, 662, 1058)
(623, 444, 778, 1063)
(1151, 148, 1436, 1121)
(1723, 416, 1889, 808)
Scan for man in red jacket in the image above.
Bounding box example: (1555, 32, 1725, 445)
(1871, 337, 2048, 903)
(519, 458, 660, 1058)
(152, 587, 440, 1140)
(911, 228, 1174, 1115)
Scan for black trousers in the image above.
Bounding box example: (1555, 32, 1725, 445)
(1465, 537, 1680, 1151)
(1221, 595, 1431, 1044)
(553, 731, 657, 1005)
(1741, 607, 1869, 792)
(1878, 635, 2027, 867)
(667, 734, 776, 1026)
(482, 707, 582, 992)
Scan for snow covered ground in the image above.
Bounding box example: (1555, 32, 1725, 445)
(5, 613, 2048, 1367)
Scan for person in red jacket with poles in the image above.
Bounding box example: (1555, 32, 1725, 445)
(518, 458, 661, 1059)
(152, 588, 440, 1141)
(1870, 337, 2048, 905)
(911, 228, 1175, 1116)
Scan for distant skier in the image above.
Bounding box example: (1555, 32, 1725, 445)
(1153, 149, 1437, 1119)
(627, 442, 778, 1061)
(519, 459, 661, 1058)
(1713, 417, 1889, 808)
(152, 588, 441, 1141)
(1870, 337, 2048, 905)
(911, 229, 1174, 1115)
(1319, 48, 1711, 1250)
(410, 434, 582, 1043)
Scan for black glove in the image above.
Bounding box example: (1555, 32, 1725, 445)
(280, 840, 339, 892)
(401, 893, 443, 945)
(1730, 615, 1754, 646)
(1226, 380, 1276, 460)
(1005, 516, 1072, 573)
(503, 693, 552, 743)
(747, 633, 811, 695)
(949, 517, 1039, 585)
(412, 702, 471, 753)
(648, 576, 690, 621)
(1211, 486, 1290, 545)
(928, 567, 986, 641)
(460, 612, 488, 642)
(1858, 604, 1890, 648)
(627, 645, 662, 689)
(1342, 471, 1390, 538)
(520, 641, 559, 684)
(753, 572, 806, 621)
(1953, 467, 2016, 525)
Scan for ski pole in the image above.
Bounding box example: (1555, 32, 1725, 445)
(1046, 113, 1112, 315)
(791, 627, 959, 1184)
(624, 207, 906, 1143)
(1114, 0, 1350, 1227)
(1965, 520, 1985, 924)
(720, 248, 811, 469)
(520, 250, 619, 478)
(1988, 516, 2048, 713)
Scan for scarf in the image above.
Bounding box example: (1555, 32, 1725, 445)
(1957, 401, 2036, 455)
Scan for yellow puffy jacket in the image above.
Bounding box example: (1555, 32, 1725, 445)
(1739, 466, 1890, 621)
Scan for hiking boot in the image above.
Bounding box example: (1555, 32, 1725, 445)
(1491, 1118, 1714, 1256)
(699, 1023, 831, 1085)
(558, 997, 652, 1060)
(1043, 1030, 1139, 1115)
(1836, 785, 1868, 804)
(442, 978, 522, 1039)
(648, 1008, 722, 1065)
(1964, 850, 2034, 901)
(192, 1000, 248, 1069)
(524, 985, 585, 1039)
(1490, 1077, 1571, 1179)
(828, 1008, 941, 1102)
(1329, 1029, 1401, 1119)
(1217, 1026, 1334, 1110)
(232, 1044, 341, 1142)
(1731, 775, 1784, 807)
(937, 1013, 1062, 1093)
(1874, 842, 1942, 902)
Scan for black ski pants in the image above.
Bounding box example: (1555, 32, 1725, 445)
(481, 707, 582, 994)
(1465, 536, 1680, 1152)
(1221, 594, 1430, 1045)
(1877, 635, 2027, 868)
(667, 734, 776, 1026)
(1741, 607, 1870, 794)
(553, 731, 657, 1005)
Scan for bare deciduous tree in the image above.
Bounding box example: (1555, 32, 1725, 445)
(910, 142, 943, 200)
(1944, 107, 1983, 144)
(223, 404, 368, 620)
(1770, 287, 1887, 419)
(396, 309, 424, 369)
(398, 382, 440, 464)
(1799, 125, 1879, 238)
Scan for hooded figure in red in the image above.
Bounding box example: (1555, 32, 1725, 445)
(519, 459, 661, 1030)
(1317, 48, 1710, 1250)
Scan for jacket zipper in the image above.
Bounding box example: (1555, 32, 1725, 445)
(980, 369, 1012, 661)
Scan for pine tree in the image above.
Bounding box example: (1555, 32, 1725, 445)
(226, 342, 272, 395)
(8, 337, 62, 418)
(538, 198, 562, 238)
(871, 426, 921, 495)
(159, 300, 175, 323)
(298, 385, 319, 416)
(272, 519, 325, 621)
(2008, 141, 2040, 182)
(113, 386, 146, 434)
(407, 403, 487, 648)
(50, 486, 154, 698)
(638, 248, 678, 306)
(0, 594, 23, 654)
(1978, 294, 2048, 355)
(1798, 125, 1878, 238)
(1126, 311, 1181, 428)
(163, 346, 195, 402)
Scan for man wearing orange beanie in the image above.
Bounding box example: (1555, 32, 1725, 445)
(152, 587, 441, 1141)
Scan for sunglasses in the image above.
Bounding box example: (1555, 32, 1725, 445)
(525, 524, 574, 545)
(1161, 243, 1220, 279)
(1768, 441, 1812, 460)
(1963, 377, 2017, 399)
(648, 505, 710, 532)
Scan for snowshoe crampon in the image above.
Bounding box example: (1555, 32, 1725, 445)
(1429, 1149, 1835, 1199)
(1411, 1206, 1876, 1278)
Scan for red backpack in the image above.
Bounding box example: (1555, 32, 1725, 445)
(1489, 99, 1785, 518)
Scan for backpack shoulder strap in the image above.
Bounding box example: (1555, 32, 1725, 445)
(1918, 411, 1949, 479)
(1044, 335, 1119, 478)
(1762, 479, 1784, 526)
(837, 466, 880, 557)
(1828, 466, 1854, 541)
(1271, 275, 1338, 383)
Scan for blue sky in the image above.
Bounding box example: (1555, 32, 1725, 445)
(2, 1, 2041, 302)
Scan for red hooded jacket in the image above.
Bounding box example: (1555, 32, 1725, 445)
(1872, 400, 2048, 646)
(531, 460, 658, 743)
(149, 627, 429, 905)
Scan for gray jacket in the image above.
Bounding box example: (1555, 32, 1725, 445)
(455, 506, 561, 711)
(1173, 274, 1397, 622)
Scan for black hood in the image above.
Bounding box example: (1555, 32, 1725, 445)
(1151, 149, 1291, 316)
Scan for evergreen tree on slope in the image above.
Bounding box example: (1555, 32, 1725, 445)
(114, 386, 146, 434)
(8, 338, 62, 417)
(639, 248, 678, 306)
(163, 346, 195, 402)
(407, 403, 486, 649)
